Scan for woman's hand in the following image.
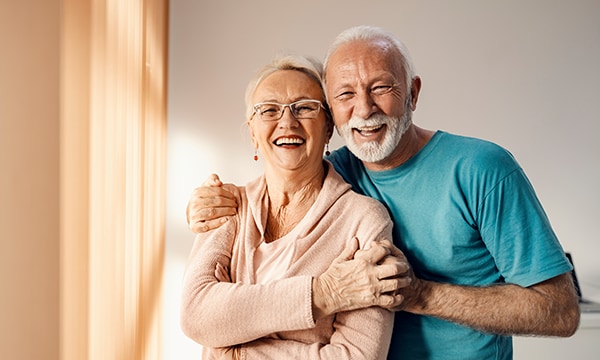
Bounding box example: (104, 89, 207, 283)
(312, 238, 413, 320)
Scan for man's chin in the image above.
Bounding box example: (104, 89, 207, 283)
(348, 142, 389, 163)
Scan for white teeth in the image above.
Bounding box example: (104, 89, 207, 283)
(275, 137, 304, 146)
(356, 125, 383, 132)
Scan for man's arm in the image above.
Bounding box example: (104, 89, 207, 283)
(185, 175, 412, 315)
(401, 272, 580, 337)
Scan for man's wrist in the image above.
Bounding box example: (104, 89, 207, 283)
(404, 278, 431, 314)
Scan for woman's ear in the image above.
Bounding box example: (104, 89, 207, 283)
(325, 118, 334, 142)
(247, 119, 258, 148)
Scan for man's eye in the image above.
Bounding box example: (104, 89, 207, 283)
(335, 91, 354, 101)
(371, 85, 394, 95)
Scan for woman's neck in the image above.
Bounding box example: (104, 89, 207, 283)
(264, 162, 325, 206)
(263, 163, 326, 242)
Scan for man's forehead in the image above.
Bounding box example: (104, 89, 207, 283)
(326, 47, 400, 83)
(328, 66, 395, 84)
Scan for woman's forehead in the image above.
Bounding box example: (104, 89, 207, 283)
(254, 70, 323, 101)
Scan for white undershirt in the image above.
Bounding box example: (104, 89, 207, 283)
(253, 226, 300, 285)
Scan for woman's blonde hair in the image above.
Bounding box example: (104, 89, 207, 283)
(244, 54, 331, 123)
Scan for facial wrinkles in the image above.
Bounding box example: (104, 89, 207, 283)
(328, 43, 405, 119)
(250, 71, 328, 170)
(332, 53, 378, 96)
(336, 95, 412, 163)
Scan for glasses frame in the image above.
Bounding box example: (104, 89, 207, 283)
(251, 99, 323, 121)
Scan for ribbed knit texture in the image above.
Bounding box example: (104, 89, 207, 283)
(181, 162, 394, 359)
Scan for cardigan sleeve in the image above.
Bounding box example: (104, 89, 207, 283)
(180, 217, 316, 348)
(238, 306, 393, 360)
(181, 170, 396, 358)
(238, 211, 395, 360)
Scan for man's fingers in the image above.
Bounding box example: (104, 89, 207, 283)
(187, 199, 236, 227)
(190, 216, 231, 233)
(191, 203, 237, 221)
(371, 276, 413, 310)
(377, 256, 411, 278)
(374, 293, 405, 310)
(190, 184, 237, 203)
(186, 184, 238, 227)
(378, 276, 412, 293)
(214, 262, 231, 282)
(379, 239, 405, 258)
(202, 173, 223, 187)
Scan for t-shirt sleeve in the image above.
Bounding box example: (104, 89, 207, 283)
(477, 167, 572, 287)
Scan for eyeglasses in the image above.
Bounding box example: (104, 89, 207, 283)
(252, 99, 323, 121)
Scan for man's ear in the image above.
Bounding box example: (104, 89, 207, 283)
(410, 76, 422, 111)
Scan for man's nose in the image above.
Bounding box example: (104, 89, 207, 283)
(353, 91, 377, 119)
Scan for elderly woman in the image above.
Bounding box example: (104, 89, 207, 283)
(180, 55, 397, 359)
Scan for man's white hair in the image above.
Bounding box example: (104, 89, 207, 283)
(323, 25, 416, 92)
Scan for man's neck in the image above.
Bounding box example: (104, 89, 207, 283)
(362, 125, 435, 171)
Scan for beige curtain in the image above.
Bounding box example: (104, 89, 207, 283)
(61, 0, 168, 359)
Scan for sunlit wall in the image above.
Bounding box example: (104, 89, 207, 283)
(166, 1, 600, 358)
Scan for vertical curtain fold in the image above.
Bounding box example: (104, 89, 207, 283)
(62, 0, 168, 359)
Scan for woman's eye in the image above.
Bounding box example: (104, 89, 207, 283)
(260, 106, 278, 114)
(295, 106, 311, 113)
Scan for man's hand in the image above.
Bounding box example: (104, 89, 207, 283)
(215, 262, 231, 282)
(312, 238, 413, 320)
(186, 174, 239, 233)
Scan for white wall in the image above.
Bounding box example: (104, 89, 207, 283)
(166, 1, 600, 358)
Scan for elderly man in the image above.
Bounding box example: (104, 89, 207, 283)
(186, 26, 579, 359)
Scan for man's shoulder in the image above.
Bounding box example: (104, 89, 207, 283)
(326, 146, 366, 178)
(437, 131, 518, 167)
(439, 131, 505, 151)
(327, 146, 356, 164)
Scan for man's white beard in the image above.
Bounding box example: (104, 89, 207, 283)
(337, 107, 412, 163)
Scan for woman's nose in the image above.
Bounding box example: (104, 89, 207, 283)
(277, 107, 300, 127)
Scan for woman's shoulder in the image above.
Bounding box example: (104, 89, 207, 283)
(324, 160, 389, 216)
(343, 188, 390, 219)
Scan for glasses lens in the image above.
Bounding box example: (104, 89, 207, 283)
(291, 100, 320, 119)
(255, 103, 283, 121)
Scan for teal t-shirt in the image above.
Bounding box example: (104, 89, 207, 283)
(327, 131, 571, 360)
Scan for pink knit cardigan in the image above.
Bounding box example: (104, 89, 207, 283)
(181, 162, 394, 359)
